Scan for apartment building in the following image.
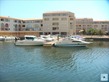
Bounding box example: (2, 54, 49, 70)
(24, 19, 43, 31)
(0, 16, 24, 31)
(0, 16, 43, 32)
(43, 11, 76, 35)
(76, 18, 93, 34)
(0, 11, 109, 36)
(93, 21, 109, 33)
(76, 18, 109, 34)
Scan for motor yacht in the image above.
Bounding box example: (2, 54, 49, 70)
(15, 35, 45, 46)
(54, 35, 92, 47)
(40, 35, 55, 42)
(0, 36, 5, 41)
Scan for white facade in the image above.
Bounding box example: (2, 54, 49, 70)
(0, 16, 43, 32)
(0, 11, 109, 35)
(76, 18, 93, 34)
(76, 18, 109, 34)
(24, 19, 43, 31)
(0, 16, 23, 31)
(93, 21, 109, 33)
(43, 11, 76, 35)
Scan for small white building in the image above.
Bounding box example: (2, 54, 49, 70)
(0, 16, 23, 31)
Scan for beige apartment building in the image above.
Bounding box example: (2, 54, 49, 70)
(76, 18, 109, 34)
(93, 21, 109, 33)
(76, 18, 93, 34)
(0, 11, 109, 36)
(42, 11, 76, 35)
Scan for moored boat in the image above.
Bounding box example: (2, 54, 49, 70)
(15, 35, 45, 46)
(5, 36, 15, 41)
(54, 35, 92, 47)
(0, 36, 5, 41)
(40, 35, 55, 42)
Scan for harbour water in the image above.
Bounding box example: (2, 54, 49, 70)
(0, 41, 109, 82)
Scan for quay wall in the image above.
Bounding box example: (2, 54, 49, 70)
(83, 35, 109, 41)
(0, 31, 39, 37)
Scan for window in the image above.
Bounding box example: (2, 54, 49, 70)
(5, 23, 9, 27)
(52, 18, 59, 20)
(1, 23, 5, 30)
(19, 20, 21, 23)
(35, 20, 41, 23)
(41, 24, 43, 27)
(14, 20, 17, 22)
(52, 27, 59, 30)
(1, 19, 4, 21)
(79, 25, 81, 27)
(62, 13, 67, 16)
(94, 25, 98, 27)
(52, 14, 60, 16)
(26, 37, 34, 40)
(72, 40, 80, 42)
(70, 18, 73, 20)
(61, 32, 67, 35)
(22, 25, 25, 27)
(102, 25, 104, 27)
(52, 22, 59, 25)
(61, 18, 67, 20)
(22, 21, 25, 23)
(19, 25, 21, 27)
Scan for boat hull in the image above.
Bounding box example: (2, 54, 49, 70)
(54, 43, 87, 47)
(15, 40, 44, 46)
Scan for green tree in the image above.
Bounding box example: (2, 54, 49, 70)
(87, 28, 95, 35)
(98, 30, 103, 35)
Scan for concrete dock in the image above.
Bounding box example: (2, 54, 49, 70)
(83, 35, 109, 41)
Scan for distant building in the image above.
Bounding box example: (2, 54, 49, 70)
(0, 11, 109, 35)
(76, 18, 109, 34)
(76, 18, 93, 34)
(92, 21, 109, 33)
(0, 16, 23, 31)
(0, 16, 43, 32)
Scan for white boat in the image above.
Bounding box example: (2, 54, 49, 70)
(40, 35, 55, 42)
(5, 36, 15, 41)
(15, 35, 45, 46)
(54, 35, 92, 47)
(0, 36, 5, 41)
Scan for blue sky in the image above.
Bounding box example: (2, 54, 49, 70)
(0, 0, 109, 20)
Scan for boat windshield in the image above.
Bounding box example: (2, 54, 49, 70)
(25, 37, 35, 40)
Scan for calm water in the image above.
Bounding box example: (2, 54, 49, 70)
(0, 41, 109, 82)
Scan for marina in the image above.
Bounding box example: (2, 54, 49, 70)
(1, 0, 109, 82)
(14, 35, 92, 47)
(0, 40, 109, 82)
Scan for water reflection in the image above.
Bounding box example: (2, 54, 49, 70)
(89, 41, 109, 48)
(40, 47, 88, 71)
(0, 41, 109, 82)
(16, 46, 41, 52)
